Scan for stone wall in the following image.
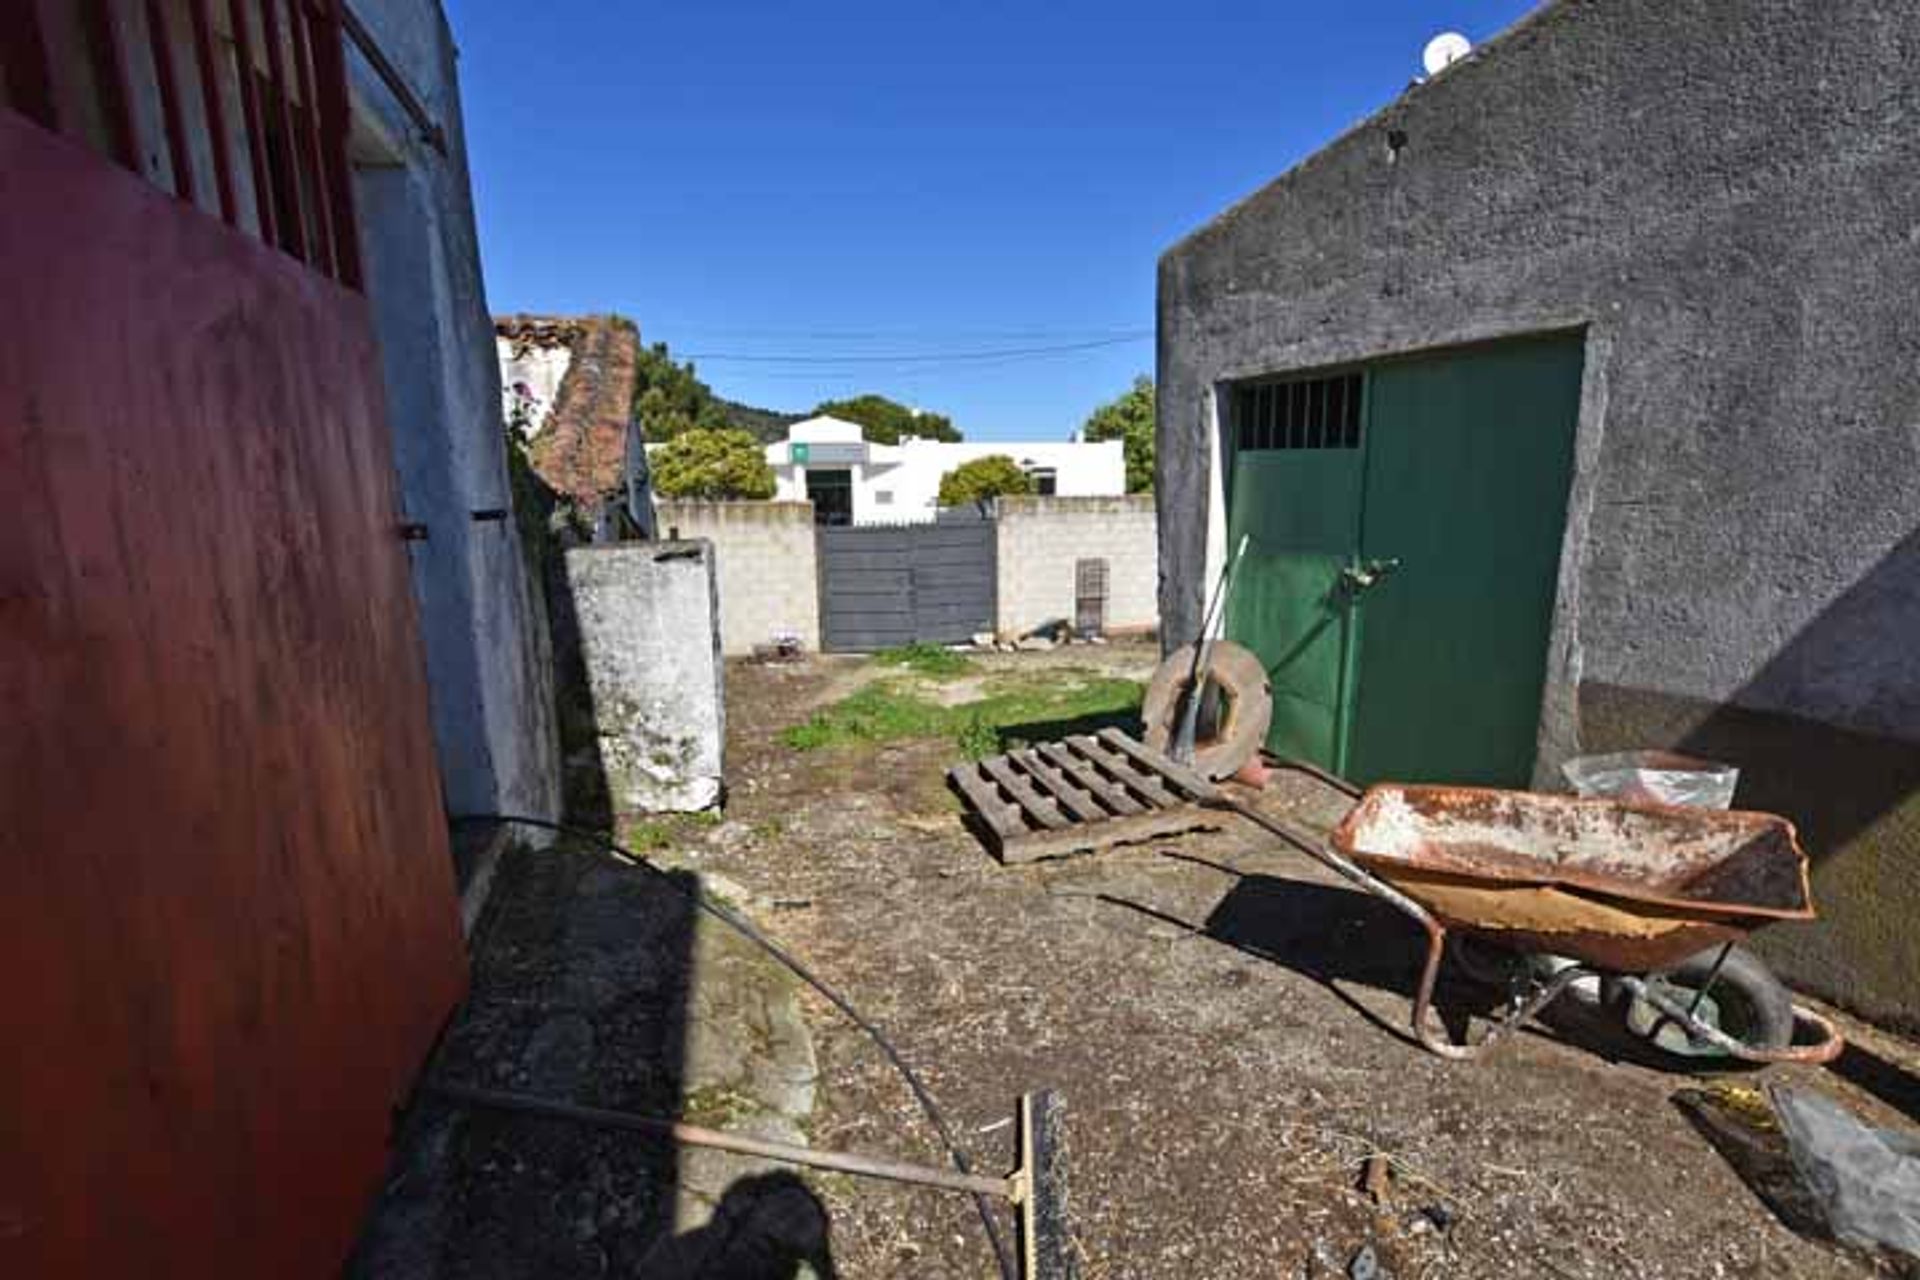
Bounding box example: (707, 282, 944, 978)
(996, 495, 1158, 639)
(1157, 0, 1920, 1025)
(656, 500, 822, 655)
(562, 542, 724, 812)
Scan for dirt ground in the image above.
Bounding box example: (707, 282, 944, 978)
(664, 645, 1920, 1279)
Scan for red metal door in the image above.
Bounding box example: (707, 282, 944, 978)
(0, 106, 466, 1276)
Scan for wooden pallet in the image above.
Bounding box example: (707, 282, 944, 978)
(947, 728, 1224, 864)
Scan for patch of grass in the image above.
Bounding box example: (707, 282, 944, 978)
(621, 818, 674, 852)
(871, 642, 977, 679)
(681, 1084, 757, 1128)
(780, 672, 1144, 759)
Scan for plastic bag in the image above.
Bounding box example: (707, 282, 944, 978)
(1561, 750, 1738, 810)
(1772, 1085, 1920, 1261)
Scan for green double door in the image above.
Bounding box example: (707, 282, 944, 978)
(1224, 334, 1583, 786)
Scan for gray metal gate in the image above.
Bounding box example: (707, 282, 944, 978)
(818, 516, 997, 651)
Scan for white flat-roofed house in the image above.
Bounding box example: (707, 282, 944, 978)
(767, 415, 1126, 525)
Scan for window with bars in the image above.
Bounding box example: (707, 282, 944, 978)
(1232, 371, 1363, 451)
(3, 0, 366, 289)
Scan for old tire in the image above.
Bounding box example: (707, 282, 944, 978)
(1140, 640, 1273, 781)
(1607, 944, 1796, 1057)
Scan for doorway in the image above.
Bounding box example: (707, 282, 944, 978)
(1224, 333, 1584, 786)
(806, 468, 854, 526)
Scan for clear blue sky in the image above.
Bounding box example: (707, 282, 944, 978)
(448, 1, 1539, 442)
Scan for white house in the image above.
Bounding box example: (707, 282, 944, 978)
(766, 415, 1126, 525)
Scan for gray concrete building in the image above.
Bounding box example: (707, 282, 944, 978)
(1157, 1, 1919, 1024)
(347, 0, 561, 834)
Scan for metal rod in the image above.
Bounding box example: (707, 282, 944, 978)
(80, 0, 141, 172)
(338, 1, 447, 154)
(430, 1083, 1018, 1201)
(185, 0, 239, 222)
(286, 0, 336, 278)
(1615, 977, 1845, 1065)
(311, 0, 363, 287)
(256, 0, 308, 261)
(227, 0, 280, 245)
(144, 0, 197, 203)
(1685, 940, 1735, 1019)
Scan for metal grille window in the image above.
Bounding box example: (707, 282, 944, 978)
(1232, 371, 1363, 451)
(1074, 558, 1109, 635)
(0, 0, 403, 291)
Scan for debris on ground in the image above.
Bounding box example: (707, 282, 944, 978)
(1774, 1085, 1920, 1263)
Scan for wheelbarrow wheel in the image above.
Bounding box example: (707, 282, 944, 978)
(1605, 945, 1795, 1059)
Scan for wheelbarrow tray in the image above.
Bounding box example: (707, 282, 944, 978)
(1330, 785, 1816, 973)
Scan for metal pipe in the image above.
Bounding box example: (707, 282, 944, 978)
(429, 1082, 1018, 1201)
(338, 2, 447, 154)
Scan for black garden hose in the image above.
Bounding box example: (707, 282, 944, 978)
(463, 814, 1017, 1280)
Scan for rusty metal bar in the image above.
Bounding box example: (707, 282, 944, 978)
(338, 0, 446, 154)
(285, 1, 335, 278)
(430, 1083, 1019, 1200)
(79, 0, 141, 171)
(226, 0, 278, 244)
(1615, 976, 1845, 1065)
(143, 0, 197, 202)
(308, 0, 361, 287)
(255, 0, 306, 260)
(183, 0, 237, 221)
(2, 0, 59, 130)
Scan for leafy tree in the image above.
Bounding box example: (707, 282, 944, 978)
(1081, 375, 1155, 493)
(814, 393, 962, 444)
(629, 331, 733, 443)
(651, 428, 777, 500)
(937, 454, 1034, 507)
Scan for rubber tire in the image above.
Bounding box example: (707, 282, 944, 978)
(1609, 944, 1796, 1054)
(1140, 640, 1273, 781)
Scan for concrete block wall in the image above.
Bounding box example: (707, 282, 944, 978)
(656, 500, 822, 655)
(562, 542, 724, 812)
(996, 495, 1158, 638)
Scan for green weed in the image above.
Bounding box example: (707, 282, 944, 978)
(781, 673, 1143, 758)
(871, 642, 977, 679)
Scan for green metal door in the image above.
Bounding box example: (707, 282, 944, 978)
(1224, 335, 1583, 785)
(1223, 374, 1365, 767)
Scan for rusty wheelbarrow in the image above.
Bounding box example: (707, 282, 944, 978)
(1216, 760, 1845, 1065)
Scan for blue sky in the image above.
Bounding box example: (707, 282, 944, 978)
(449, 1, 1539, 441)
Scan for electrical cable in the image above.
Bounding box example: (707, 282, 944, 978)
(461, 814, 1017, 1280)
(682, 332, 1150, 365)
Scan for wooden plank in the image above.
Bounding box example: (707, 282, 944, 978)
(1037, 741, 1144, 815)
(979, 756, 1070, 830)
(1096, 728, 1219, 802)
(994, 807, 1221, 865)
(1009, 750, 1109, 824)
(1067, 734, 1178, 808)
(945, 764, 1026, 852)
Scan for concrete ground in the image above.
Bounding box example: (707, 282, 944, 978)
(358, 643, 1920, 1278)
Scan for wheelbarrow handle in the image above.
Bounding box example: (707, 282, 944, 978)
(1214, 792, 1595, 1062)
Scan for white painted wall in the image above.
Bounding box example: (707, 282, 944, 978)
(760, 415, 1126, 524)
(497, 337, 571, 439)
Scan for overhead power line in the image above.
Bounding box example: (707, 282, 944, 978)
(681, 332, 1152, 366)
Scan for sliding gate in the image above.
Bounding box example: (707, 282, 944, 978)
(818, 515, 997, 651)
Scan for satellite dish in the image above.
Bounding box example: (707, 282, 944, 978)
(1422, 31, 1472, 76)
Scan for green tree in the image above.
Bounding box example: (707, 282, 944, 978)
(937, 454, 1034, 507)
(629, 332, 733, 443)
(1081, 375, 1155, 493)
(814, 393, 961, 444)
(651, 428, 778, 500)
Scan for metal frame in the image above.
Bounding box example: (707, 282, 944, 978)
(7, 0, 367, 287)
(1230, 758, 1846, 1064)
